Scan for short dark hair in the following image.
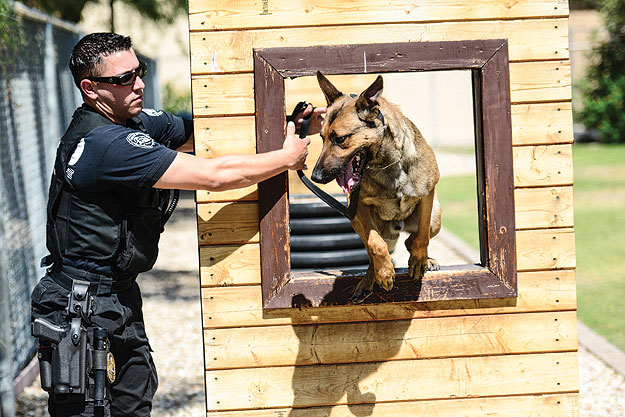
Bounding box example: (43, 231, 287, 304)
(69, 32, 133, 88)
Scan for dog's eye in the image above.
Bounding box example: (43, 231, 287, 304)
(332, 133, 352, 145)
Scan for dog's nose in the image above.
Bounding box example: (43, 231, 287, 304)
(311, 169, 323, 183)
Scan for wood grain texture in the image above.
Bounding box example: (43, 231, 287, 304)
(201, 270, 576, 328)
(189, 0, 569, 30)
(189, 19, 569, 75)
(200, 244, 260, 287)
(511, 102, 574, 145)
(515, 186, 574, 229)
(191, 61, 571, 117)
(513, 144, 574, 187)
(510, 60, 572, 103)
(205, 311, 577, 369)
(205, 394, 579, 417)
(516, 228, 576, 271)
(197, 202, 259, 245)
(205, 352, 578, 410)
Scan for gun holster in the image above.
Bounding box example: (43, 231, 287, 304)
(32, 279, 111, 406)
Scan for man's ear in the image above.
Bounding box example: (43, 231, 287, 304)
(316, 71, 343, 105)
(355, 75, 383, 121)
(80, 79, 98, 100)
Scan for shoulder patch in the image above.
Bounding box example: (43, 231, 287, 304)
(142, 109, 164, 117)
(126, 132, 155, 149)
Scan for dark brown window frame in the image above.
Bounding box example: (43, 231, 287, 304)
(254, 39, 517, 310)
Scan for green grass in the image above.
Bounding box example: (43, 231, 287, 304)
(573, 144, 625, 350)
(437, 144, 625, 350)
(436, 174, 480, 250)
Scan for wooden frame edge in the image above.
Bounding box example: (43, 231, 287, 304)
(254, 40, 517, 310)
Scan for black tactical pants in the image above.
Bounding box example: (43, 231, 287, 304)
(31, 268, 158, 417)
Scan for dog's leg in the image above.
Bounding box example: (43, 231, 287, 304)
(351, 212, 395, 303)
(406, 189, 439, 280)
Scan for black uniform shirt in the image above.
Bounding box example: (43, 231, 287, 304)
(65, 108, 189, 191)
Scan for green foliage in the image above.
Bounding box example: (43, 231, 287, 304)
(576, 0, 625, 143)
(19, 0, 187, 26)
(0, 0, 24, 73)
(161, 82, 191, 116)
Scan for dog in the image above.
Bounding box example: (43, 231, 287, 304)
(311, 72, 442, 303)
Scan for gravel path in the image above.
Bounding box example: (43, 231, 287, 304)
(14, 192, 625, 416)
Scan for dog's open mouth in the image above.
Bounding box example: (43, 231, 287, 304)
(336, 149, 367, 194)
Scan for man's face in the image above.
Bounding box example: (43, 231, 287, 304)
(86, 48, 145, 123)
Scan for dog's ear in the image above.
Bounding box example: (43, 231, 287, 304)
(355, 75, 383, 122)
(317, 71, 343, 105)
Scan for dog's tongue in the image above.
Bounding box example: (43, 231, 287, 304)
(336, 162, 355, 194)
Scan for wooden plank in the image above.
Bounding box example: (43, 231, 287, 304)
(193, 116, 258, 202)
(205, 311, 577, 369)
(513, 144, 573, 187)
(516, 228, 576, 271)
(515, 186, 574, 230)
(200, 244, 260, 287)
(192, 75, 254, 116)
(205, 352, 578, 410)
(190, 0, 569, 31)
(191, 61, 571, 117)
(511, 102, 574, 146)
(206, 393, 579, 417)
(189, 19, 569, 75)
(194, 116, 256, 158)
(197, 202, 259, 245)
(510, 60, 571, 103)
(201, 270, 576, 328)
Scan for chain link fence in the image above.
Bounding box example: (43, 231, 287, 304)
(0, 2, 159, 391)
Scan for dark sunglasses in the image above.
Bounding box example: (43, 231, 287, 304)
(88, 61, 147, 86)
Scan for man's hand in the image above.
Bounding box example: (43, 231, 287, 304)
(294, 104, 326, 136)
(283, 121, 310, 170)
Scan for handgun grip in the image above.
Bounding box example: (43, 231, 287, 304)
(32, 318, 65, 344)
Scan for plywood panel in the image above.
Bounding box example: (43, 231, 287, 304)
(191, 61, 570, 117)
(516, 228, 576, 271)
(205, 352, 578, 410)
(190, 0, 568, 30)
(513, 144, 573, 187)
(201, 270, 576, 327)
(515, 186, 574, 229)
(512, 102, 574, 145)
(205, 311, 577, 369)
(189, 19, 569, 74)
(197, 202, 259, 245)
(206, 393, 579, 417)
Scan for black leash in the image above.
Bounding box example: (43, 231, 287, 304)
(287, 102, 359, 220)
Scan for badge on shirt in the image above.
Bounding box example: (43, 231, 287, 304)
(126, 132, 154, 149)
(142, 109, 163, 117)
(107, 352, 116, 383)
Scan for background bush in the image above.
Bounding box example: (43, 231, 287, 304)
(576, 0, 625, 143)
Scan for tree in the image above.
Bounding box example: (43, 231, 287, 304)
(576, 0, 625, 143)
(20, 0, 187, 31)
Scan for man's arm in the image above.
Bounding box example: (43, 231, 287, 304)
(154, 122, 309, 191)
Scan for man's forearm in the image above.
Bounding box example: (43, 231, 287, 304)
(154, 149, 295, 191)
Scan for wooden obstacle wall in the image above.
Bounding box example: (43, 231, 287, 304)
(189, 1, 579, 415)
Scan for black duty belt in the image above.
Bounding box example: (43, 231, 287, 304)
(287, 102, 359, 220)
(50, 265, 135, 295)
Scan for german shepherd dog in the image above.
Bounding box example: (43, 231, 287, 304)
(311, 72, 442, 303)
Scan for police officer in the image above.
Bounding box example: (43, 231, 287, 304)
(31, 32, 324, 417)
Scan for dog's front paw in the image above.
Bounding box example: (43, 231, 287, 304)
(408, 255, 428, 280)
(375, 263, 395, 292)
(427, 257, 440, 271)
(351, 267, 375, 304)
